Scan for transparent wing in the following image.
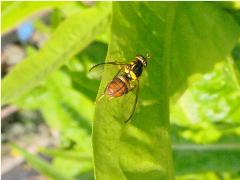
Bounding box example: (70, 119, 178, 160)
(95, 68, 122, 103)
(108, 79, 139, 123)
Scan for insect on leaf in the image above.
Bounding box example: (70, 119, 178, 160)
(92, 2, 240, 179)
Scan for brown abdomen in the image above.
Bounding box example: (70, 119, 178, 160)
(106, 77, 128, 97)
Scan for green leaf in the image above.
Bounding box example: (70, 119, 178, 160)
(11, 41, 108, 178)
(168, 2, 240, 96)
(15, 69, 94, 133)
(92, 2, 240, 179)
(13, 69, 94, 178)
(11, 144, 67, 179)
(172, 124, 240, 177)
(41, 148, 93, 178)
(173, 144, 240, 176)
(2, 3, 111, 105)
(171, 61, 240, 144)
(1, 1, 72, 34)
(93, 2, 174, 179)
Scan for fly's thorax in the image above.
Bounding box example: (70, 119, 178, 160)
(130, 60, 143, 80)
(123, 64, 136, 80)
(123, 59, 145, 80)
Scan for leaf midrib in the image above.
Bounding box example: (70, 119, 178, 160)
(162, 3, 178, 95)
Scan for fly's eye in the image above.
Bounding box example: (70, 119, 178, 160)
(138, 55, 144, 60)
(136, 55, 147, 64)
(137, 55, 147, 66)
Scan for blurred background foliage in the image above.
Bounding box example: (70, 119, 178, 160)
(1, 1, 240, 180)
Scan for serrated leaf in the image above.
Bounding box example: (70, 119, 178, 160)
(92, 2, 240, 179)
(2, 3, 111, 105)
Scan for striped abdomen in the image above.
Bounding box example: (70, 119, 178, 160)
(106, 76, 129, 97)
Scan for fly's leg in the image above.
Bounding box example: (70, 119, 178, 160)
(107, 96, 114, 101)
(95, 86, 107, 104)
(128, 84, 137, 92)
(124, 79, 139, 123)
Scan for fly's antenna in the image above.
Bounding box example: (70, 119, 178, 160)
(145, 53, 151, 60)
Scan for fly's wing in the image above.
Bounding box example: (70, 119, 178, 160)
(108, 79, 139, 123)
(88, 61, 128, 80)
(95, 68, 122, 103)
(93, 62, 129, 103)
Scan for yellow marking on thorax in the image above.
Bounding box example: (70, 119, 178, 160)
(124, 62, 138, 80)
(130, 71, 137, 80)
(124, 66, 129, 73)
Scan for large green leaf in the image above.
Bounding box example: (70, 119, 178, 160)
(93, 2, 174, 180)
(92, 2, 240, 179)
(2, 3, 111, 105)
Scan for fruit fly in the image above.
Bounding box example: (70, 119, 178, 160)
(89, 54, 149, 123)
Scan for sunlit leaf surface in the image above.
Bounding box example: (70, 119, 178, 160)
(92, 2, 240, 179)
